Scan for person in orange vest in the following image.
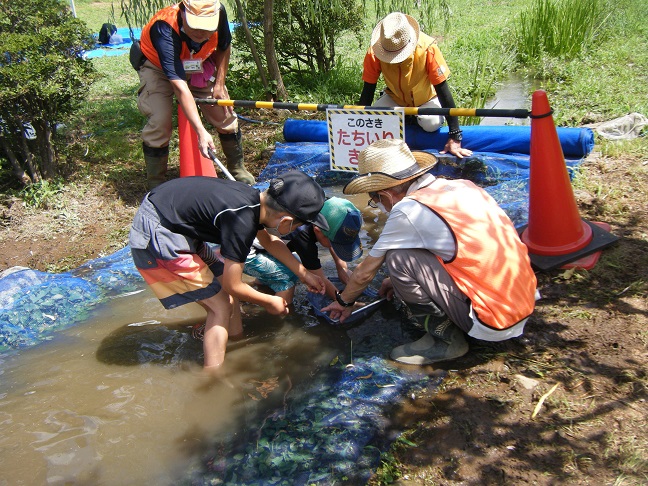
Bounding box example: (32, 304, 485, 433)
(135, 0, 255, 189)
(323, 139, 538, 364)
(359, 12, 473, 159)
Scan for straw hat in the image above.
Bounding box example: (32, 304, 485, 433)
(370, 12, 420, 64)
(343, 139, 437, 195)
(182, 0, 221, 31)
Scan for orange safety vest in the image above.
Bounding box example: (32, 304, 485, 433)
(140, 4, 219, 70)
(409, 180, 537, 330)
(378, 33, 448, 107)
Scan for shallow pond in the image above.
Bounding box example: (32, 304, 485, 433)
(0, 191, 434, 485)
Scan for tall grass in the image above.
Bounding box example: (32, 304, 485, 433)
(514, 0, 611, 62)
(459, 52, 513, 126)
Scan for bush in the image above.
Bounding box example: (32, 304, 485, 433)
(0, 0, 98, 185)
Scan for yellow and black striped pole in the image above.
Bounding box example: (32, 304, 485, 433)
(194, 98, 531, 119)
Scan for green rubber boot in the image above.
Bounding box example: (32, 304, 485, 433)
(390, 318, 469, 365)
(219, 129, 255, 185)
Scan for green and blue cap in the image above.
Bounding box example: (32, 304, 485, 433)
(320, 197, 363, 262)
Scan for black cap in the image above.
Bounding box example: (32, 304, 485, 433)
(267, 171, 329, 231)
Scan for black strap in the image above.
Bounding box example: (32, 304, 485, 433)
(529, 109, 554, 119)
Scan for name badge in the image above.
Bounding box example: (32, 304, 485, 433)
(183, 59, 203, 73)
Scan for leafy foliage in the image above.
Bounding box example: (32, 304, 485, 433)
(17, 179, 65, 209)
(0, 0, 98, 184)
(233, 0, 365, 75)
(118, 0, 168, 33)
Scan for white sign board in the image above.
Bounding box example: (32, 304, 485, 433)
(327, 109, 404, 172)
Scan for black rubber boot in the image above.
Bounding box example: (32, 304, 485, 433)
(143, 144, 169, 190)
(218, 129, 255, 185)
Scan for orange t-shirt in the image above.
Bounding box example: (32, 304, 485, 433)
(362, 33, 450, 106)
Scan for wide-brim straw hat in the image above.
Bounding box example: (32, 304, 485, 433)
(370, 12, 420, 64)
(343, 139, 437, 195)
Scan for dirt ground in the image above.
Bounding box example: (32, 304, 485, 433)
(0, 118, 646, 485)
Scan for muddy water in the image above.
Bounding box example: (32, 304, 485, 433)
(0, 192, 388, 485)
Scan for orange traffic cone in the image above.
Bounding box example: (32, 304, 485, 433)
(519, 90, 618, 271)
(178, 105, 217, 178)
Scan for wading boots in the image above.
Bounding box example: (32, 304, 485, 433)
(219, 129, 255, 185)
(391, 304, 469, 365)
(143, 143, 169, 190)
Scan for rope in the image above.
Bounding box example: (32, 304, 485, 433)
(529, 109, 554, 119)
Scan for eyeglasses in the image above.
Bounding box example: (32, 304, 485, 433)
(367, 191, 380, 209)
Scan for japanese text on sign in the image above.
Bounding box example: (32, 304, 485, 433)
(327, 109, 404, 172)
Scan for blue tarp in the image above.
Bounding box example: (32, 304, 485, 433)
(258, 141, 582, 230)
(83, 27, 141, 59)
(0, 247, 142, 349)
(189, 356, 442, 485)
(283, 119, 595, 157)
(83, 24, 237, 59)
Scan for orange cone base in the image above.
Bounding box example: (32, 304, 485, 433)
(561, 222, 613, 270)
(518, 220, 619, 271)
(521, 219, 593, 256)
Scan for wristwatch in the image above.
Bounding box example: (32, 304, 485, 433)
(448, 129, 463, 142)
(335, 290, 355, 307)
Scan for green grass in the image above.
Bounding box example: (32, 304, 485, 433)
(10, 0, 646, 191)
(514, 0, 611, 62)
(71, 0, 118, 34)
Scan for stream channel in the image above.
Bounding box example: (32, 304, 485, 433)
(0, 190, 437, 485)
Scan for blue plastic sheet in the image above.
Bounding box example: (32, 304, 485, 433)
(260, 142, 582, 229)
(189, 355, 443, 485)
(283, 119, 595, 157)
(0, 247, 142, 350)
(83, 27, 141, 59)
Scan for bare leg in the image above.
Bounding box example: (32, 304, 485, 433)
(198, 290, 233, 369)
(276, 286, 295, 306)
(228, 295, 244, 340)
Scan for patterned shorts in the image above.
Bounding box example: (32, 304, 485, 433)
(244, 251, 299, 293)
(129, 196, 224, 309)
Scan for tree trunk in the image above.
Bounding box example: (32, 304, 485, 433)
(263, 0, 288, 101)
(233, 0, 272, 100)
(1, 140, 32, 185)
(36, 123, 56, 179)
(19, 134, 41, 182)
